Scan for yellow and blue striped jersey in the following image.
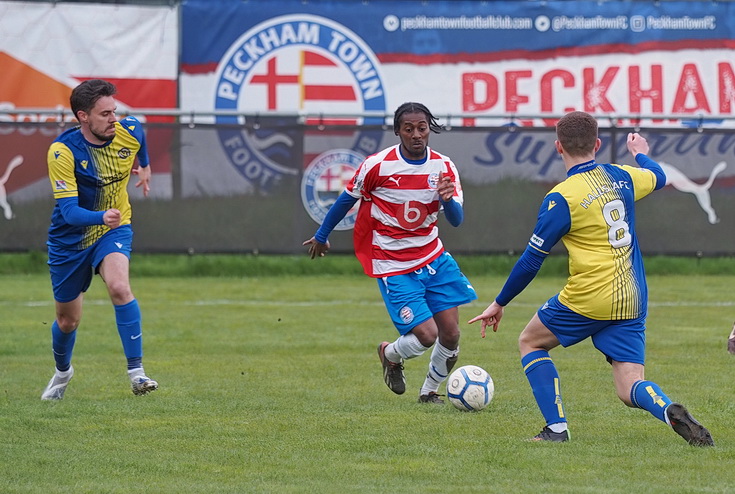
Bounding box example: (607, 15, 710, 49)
(529, 159, 659, 320)
(47, 116, 149, 250)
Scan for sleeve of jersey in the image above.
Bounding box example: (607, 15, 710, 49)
(57, 196, 105, 226)
(314, 191, 359, 243)
(495, 192, 570, 306)
(120, 116, 150, 167)
(441, 198, 463, 227)
(47, 143, 79, 200)
(634, 153, 666, 191)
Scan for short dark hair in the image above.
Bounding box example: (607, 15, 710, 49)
(393, 102, 443, 135)
(70, 79, 117, 122)
(555, 111, 598, 157)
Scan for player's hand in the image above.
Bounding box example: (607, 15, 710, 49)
(437, 171, 455, 202)
(133, 165, 151, 197)
(728, 322, 735, 355)
(103, 208, 122, 229)
(626, 132, 650, 158)
(468, 301, 504, 338)
(302, 237, 330, 259)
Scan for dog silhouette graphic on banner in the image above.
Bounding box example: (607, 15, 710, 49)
(659, 161, 727, 224)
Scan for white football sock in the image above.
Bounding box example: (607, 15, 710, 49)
(388, 332, 430, 361)
(420, 342, 458, 395)
(548, 422, 568, 433)
(127, 367, 146, 380)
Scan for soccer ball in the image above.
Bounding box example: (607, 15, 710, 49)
(446, 365, 494, 411)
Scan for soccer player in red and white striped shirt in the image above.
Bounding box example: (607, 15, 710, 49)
(304, 102, 477, 403)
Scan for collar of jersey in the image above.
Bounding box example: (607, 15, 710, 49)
(398, 145, 429, 165)
(567, 159, 597, 176)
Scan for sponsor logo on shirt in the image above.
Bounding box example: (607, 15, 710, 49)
(54, 180, 67, 190)
(530, 234, 544, 247)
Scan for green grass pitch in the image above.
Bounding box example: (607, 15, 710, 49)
(1, 264, 734, 493)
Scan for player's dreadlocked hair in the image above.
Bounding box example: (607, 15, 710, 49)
(393, 102, 443, 135)
(70, 79, 117, 122)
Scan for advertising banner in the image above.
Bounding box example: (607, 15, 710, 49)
(0, 1, 179, 209)
(0, 0, 732, 254)
(177, 0, 733, 255)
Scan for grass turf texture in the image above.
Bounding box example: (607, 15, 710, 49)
(0, 254, 734, 493)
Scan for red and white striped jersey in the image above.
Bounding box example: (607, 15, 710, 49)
(345, 144, 463, 277)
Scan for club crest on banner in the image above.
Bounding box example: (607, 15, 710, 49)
(213, 14, 387, 192)
(301, 149, 363, 230)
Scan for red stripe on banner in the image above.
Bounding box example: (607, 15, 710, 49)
(304, 85, 356, 100)
(303, 52, 337, 66)
(304, 118, 358, 126)
(180, 62, 219, 74)
(377, 38, 735, 65)
(75, 77, 177, 123)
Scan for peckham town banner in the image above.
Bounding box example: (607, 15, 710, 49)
(177, 0, 733, 254)
(0, 0, 733, 253)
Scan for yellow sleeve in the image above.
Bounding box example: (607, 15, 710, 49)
(620, 164, 657, 201)
(47, 143, 78, 199)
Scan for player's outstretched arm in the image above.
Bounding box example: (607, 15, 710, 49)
(468, 301, 505, 338)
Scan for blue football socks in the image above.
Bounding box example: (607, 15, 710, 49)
(630, 379, 672, 423)
(115, 299, 144, 370)
(51, 321, 76, 372)
(522, 350, 566, 426)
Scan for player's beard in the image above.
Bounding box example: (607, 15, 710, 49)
(90, 123, 116, 143)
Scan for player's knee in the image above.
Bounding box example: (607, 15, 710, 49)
(412, 326, 438, 347)
(438, 326, 460, 348)
(56, 315, 79, 332)
(106, 281, 133, 303)
(518, 331, 534, 353)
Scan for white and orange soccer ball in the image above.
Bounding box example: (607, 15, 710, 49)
(446, 365, 494, 411)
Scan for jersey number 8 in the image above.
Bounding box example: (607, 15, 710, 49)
(602, 199, 632, 248)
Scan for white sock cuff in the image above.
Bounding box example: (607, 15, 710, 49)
(432, 342, 458, 360)
(127, 367, 145, 379)
(393, 333, 430, 360)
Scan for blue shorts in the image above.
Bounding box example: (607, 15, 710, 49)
(48, 225, 133, 303)
(377, 252, 477, 335)
(537, 294, 646, 364)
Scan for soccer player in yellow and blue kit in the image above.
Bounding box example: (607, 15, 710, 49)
(42, 79, 158, 400)
(470, 111, 713, 446)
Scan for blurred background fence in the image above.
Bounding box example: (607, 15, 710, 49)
(1, 0, 733, 255)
